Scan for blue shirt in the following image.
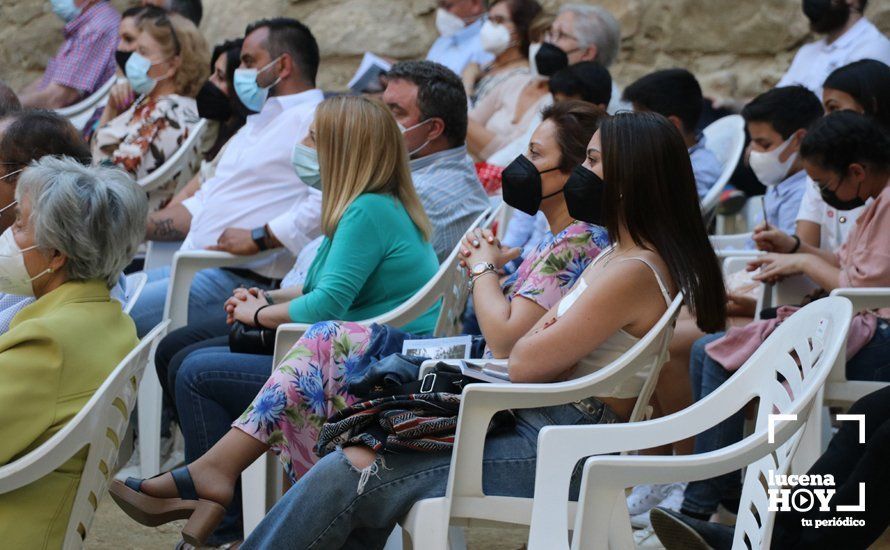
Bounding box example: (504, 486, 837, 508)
(747, 169, 809, 248)
(410, 145, 491, 262)
(688, 134, 724, 199)
(426, 19, 494, 76)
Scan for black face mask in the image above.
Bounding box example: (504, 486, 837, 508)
(502, 155, 562, 216)
(115, 50, 133, 73)
(819, 178, 865, 211)
(803, 0, 850, 34)
(196, 81, 233, 122)
(534, 42, 570, 77)
(564, 164, 606, 225)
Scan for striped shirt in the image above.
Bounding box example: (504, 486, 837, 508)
(40, 1, 120, 97)
(410, 146, 490, 262)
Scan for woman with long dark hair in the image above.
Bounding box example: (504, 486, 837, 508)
(228, 111, 726, 548)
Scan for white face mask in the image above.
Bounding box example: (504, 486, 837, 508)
(749, 134, 799, 187)
(480, 20, 512, 55)
(528, 42, 543, 77)
(436, 7, 467, 37)
(0, 227, 51, 297)
(398, 119, 433, 158)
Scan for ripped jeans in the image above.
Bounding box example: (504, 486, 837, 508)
(241, 401, 621, 549)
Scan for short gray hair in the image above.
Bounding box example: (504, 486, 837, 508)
(16, 157, 148, 287)
(559, 4, 621, 68)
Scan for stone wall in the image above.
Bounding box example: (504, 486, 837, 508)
(3, 0, 890, 102)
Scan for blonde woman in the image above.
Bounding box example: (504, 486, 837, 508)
(92, 12, 209, 209)
(110, 95, 440, 546)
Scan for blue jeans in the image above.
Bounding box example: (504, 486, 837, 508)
(131, 266, 273, 338)
(241, 403, 617, 549)
(175, 346, 274, 545)
(682, 332, 743, 516)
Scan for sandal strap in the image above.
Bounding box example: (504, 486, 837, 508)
(124, 477, 144, 493)
(170, 466, 199, 501)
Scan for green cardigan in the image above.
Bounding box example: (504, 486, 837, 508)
(0, 280, 138, 549)
(291, 193, 440, 334)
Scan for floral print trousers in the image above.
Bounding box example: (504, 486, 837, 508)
(232, 321, 374, 482)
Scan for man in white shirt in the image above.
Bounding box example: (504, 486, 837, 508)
(778, 0, 890, 97)
(426, 0, 492, 76)
(130, 18, 324, 337)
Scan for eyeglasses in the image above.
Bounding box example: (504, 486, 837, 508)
(545, 29, 579, 43)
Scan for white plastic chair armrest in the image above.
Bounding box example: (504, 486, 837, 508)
(164, 249, 276, 330)
(272, 323, 313, 365)
(829, 287, 890, 312)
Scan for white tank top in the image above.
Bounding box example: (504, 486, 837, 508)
(556, 248, 674, 399)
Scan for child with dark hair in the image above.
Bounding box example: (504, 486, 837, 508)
(548, 61, 612, 110)
(740, 85, 824, 236)
(624, 68, 722, 199)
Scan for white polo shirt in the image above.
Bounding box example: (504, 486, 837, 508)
(777, 18, 890, 97)
(181, 89, 325, 278)
(796, 178, 870, 252)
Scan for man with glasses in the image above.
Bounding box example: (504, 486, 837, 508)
(426, 0, 493, 76)
(545, 4, 627, 114)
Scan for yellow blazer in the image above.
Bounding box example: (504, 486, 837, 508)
(0, 280, 138, 549)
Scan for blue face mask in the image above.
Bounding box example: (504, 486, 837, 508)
(292, 143, 322, 190)
(125, 52, 163, 96)
(233, 57, 282, 113)
(50, 0, 81, 22)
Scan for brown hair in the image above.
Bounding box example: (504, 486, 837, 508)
(139, 12, 210, 97)
(600, 112, 726, 333)
(541, 100, 606, 172)
(492, 0, 543, 57)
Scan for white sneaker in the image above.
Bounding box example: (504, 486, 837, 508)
(630, 482, 686, 529)
(626, 483, 673, 517)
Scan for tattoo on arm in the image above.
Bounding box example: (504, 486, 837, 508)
(148, 217, 186, 241)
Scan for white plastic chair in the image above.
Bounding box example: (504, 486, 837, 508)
(396, 292, 685, 550)
(240, 208, 492, 535)
(123, 272, 148, 315)
(0, 321, 169, 549)
(700, 114, 745, 219)
(709, 232, 765, 260)
(527, 296, 851, 550)
(791, 287, 890, 472)
(55, 77, 115, 132)
(139, 119, 210, 212)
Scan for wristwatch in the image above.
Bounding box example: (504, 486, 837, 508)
(468, 262, 497, 290)
(251, 226, 269, 251)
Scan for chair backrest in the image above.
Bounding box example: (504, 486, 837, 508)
(122, 272, 148, 315)
(138, 119, 209, 211)
(700, 114, 745, 214)
(0, 321, 169, 549)
(55, 77, 116, 131)
(724, 298, 851, 549)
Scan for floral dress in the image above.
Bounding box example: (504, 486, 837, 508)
(92, 94, 199, 210)
(233, 221, 610, 481)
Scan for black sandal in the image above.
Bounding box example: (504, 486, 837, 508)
(109, 466, 227, 546)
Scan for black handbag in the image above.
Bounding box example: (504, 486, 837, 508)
(228, 321, 276, 355)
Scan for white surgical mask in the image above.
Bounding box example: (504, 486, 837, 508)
(0, 228, 51, 297)
(528, 42, 543, 77)
(480, 20, 513, 55)
(436, 7, 467, 37)
(398, 119, 432, 158)
(749, 135, 799, 187)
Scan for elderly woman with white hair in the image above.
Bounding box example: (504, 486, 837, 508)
(0, 156, 148, 549)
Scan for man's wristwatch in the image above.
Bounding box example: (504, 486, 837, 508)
(251, 226, 269, 251)
(468, 262, 497, 290)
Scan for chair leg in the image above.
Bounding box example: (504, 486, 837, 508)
(137, 362, 163, 478)
(448, 526, 467, 550)
(242, 453, 270, 537)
